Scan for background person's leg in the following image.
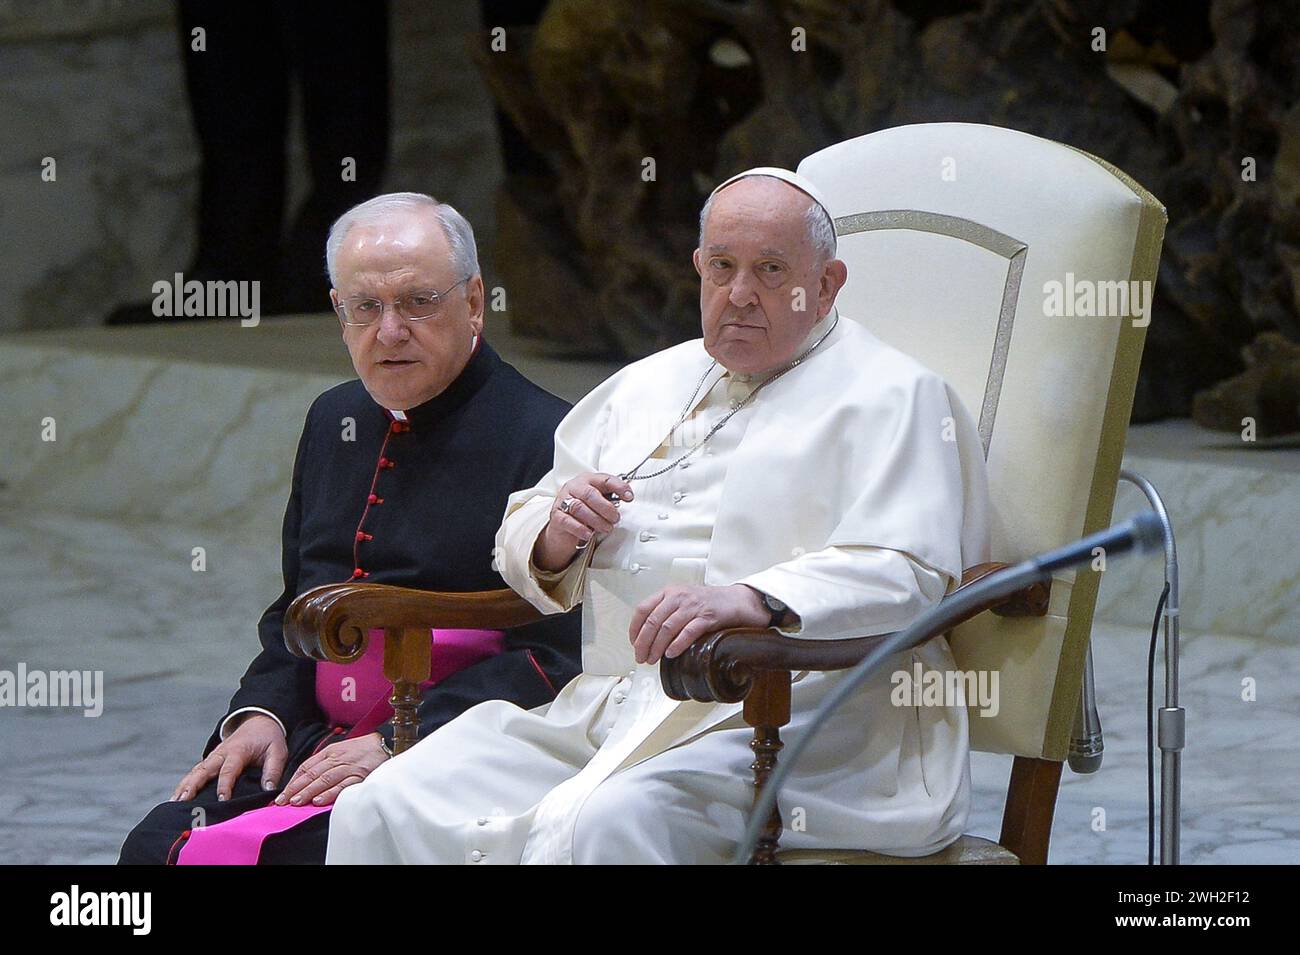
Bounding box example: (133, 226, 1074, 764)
(105, 0, 290, 325)
(179, 0, 290, 286)
(272, 0, 391, 314)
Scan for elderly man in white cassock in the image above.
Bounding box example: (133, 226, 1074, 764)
(326, 168, 992, 864)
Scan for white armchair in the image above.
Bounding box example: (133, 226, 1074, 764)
(662, 121, 1167, 864)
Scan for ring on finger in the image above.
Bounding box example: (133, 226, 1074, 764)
(559, 496, 579, 514)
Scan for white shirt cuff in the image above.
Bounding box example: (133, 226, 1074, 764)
(219, 706, 287, 741)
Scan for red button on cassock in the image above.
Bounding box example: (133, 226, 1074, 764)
(352, 568, 364, 578)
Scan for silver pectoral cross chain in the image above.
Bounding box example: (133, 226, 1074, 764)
(618, 315, 839, 483)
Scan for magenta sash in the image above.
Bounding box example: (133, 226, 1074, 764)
(175, 628, 504, 865)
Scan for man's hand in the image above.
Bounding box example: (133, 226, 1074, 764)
(629, 584, 770, 665)
(171, 714, 287, 802)
(533, 472, 634, 572)
(273, 733, 389, 808)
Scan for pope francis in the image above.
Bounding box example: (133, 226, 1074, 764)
(326, 167, 992, 864)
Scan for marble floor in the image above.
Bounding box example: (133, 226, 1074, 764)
(0, 506, 1296, 864)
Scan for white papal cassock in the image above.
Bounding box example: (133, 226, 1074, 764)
(327, 309, 991, 864)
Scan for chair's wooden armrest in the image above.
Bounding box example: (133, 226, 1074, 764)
(958, 561, 1051, 617)
(661, 561, 1050, 703)
(283, 583, 544, 664)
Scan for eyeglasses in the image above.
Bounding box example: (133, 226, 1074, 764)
(335, 277, 471, 327)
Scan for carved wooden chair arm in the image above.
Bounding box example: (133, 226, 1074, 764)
(657, 561, 1052, 863)
(282, 583, 545, 754)
(661, 561, 1050, 704)
(283, 584, 544, 663)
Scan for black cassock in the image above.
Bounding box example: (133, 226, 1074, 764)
(120, 341, 582, 863)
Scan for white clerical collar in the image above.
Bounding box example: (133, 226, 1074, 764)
(799, 308, 837, 353)
(388, 409, 408, 421)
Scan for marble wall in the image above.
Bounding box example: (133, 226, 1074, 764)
(0, 0, 503, 332)
(0, 340, 337, 533)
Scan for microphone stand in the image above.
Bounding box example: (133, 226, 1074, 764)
(731, 513, 1166, 865)
(1070, 471, 1181, 864)
(1118, 469, 1182, 865)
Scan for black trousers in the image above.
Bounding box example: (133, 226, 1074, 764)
(176, 0, 390, 310)
(118, 720, 339, 865)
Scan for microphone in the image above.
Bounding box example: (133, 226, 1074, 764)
(731, 511, 1167, 863)
(1069, 649, 1104, 773)
(1031, 513, 1164, 576)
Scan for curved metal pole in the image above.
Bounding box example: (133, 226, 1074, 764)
(1119, 469, 1182, 865)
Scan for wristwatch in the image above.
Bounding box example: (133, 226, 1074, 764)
(758, 591, 788, 629)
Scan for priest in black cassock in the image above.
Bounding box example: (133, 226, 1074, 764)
(119, 193, 581, 864)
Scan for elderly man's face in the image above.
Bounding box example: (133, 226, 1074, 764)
(331, 210, 484, 410)
(694, 178, 846, 376)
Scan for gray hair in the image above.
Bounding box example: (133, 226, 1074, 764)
(697, 176, 837, 262)
(325, 192, 480, 286)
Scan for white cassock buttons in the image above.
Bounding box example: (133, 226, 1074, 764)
(658, 512, 669, 520)
(470, 850, 484, 862)
(672, 491, 684, 503)
(679, 459, 691, 469)
(477, 817, 488, 826)
(613, 691, 626, 704)
(629, 562, 641, 573)
(638, 530, 655, 542)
